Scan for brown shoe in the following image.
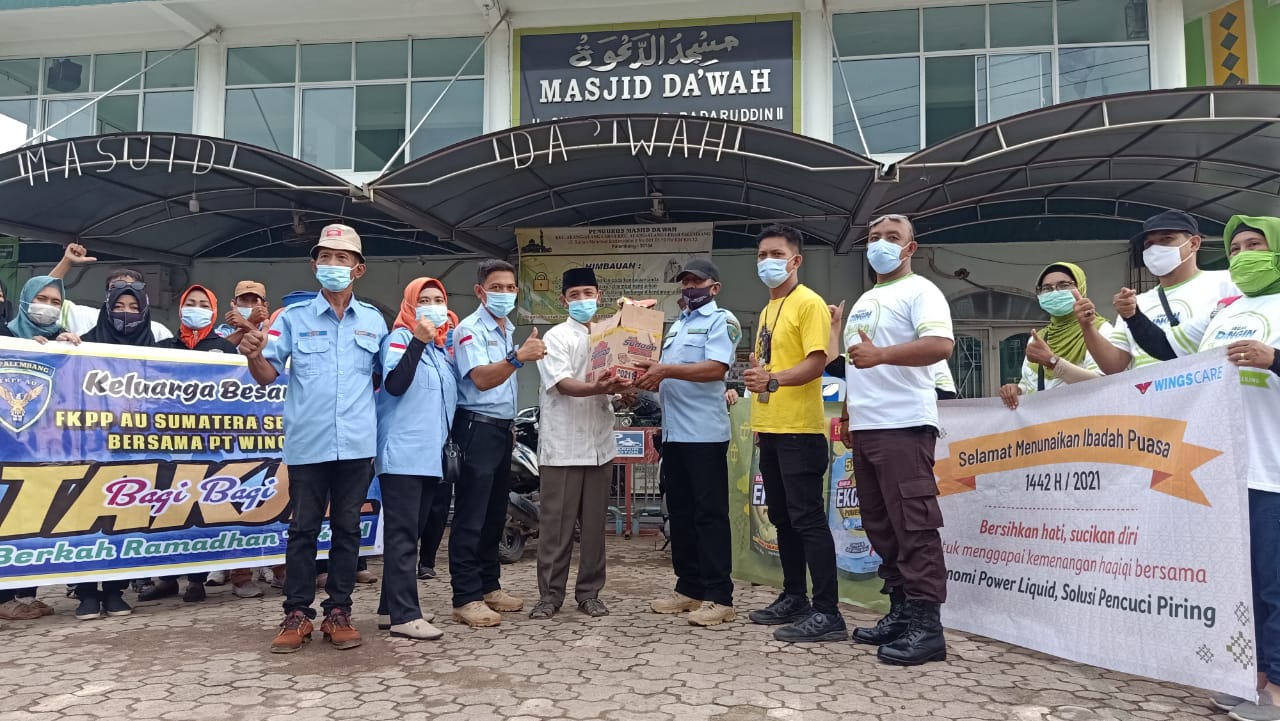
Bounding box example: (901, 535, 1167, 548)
(452, 601, 502, 627)
(271, 611, 313, 654)
(0, 599, 43, 620)
(319, 608, 362, 649)
(23, 599, 55, 617)
(355, 570, 378, 584)
(483, 589, 524, 613)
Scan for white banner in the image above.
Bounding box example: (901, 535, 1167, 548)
(936, 350, 1254, 699)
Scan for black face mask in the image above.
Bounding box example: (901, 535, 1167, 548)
(681, 286, 716, 311)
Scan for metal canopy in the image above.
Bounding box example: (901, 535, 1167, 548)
(0, 133, 448, 264)
(876, 86, 1280, 245)
(368, 114, 888, 253)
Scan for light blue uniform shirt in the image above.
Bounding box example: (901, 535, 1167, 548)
(454, 307, 518, 420)
(658, 301, 741, 443)
(262, 293, 388, 465)
(375, 327, 458, 477)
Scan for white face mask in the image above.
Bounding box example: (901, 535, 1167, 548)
(1142, 242, 1190, 278)
(26, 302, 60, 327)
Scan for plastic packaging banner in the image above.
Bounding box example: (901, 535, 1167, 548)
(516, 223, 713, 324)
(0, 339, 383, 590)
(936, 350, 1253, 699)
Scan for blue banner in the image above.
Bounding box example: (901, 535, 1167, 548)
(0, 338, 382, 589)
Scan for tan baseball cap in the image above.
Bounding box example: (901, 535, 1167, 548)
(234, 280, 267, 300)
(311, 223, 363, 260)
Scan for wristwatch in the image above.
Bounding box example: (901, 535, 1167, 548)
(1047, 355, 1060, 369)
(506, 350, 524, 369)
(766, 376, 780, 393)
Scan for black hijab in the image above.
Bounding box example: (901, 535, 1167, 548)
(83, 287, 156, 346)
(0, 278, 11, 325)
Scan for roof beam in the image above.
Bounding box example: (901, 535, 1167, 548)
(149, 2, 217, 40)
(367, 190, 508, 258)
(1, 217, 192, 266)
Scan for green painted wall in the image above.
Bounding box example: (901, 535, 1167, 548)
(1256, 0, 1280, 84)
(1185, 17, 1207, 86)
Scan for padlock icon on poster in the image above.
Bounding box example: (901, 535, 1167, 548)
(533, 272, 550, 292)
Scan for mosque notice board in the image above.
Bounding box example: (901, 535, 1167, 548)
(516, 223, 712, 324)
(729, 350, 1254, 699)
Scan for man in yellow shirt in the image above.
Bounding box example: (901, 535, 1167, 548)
(742, 225, 844, 643)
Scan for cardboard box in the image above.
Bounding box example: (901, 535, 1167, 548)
(588, 304, 665, 382)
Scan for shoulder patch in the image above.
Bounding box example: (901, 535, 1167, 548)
(725, 316, 742, 345)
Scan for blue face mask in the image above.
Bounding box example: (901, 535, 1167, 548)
(567, 298, 598, 323)
(867, 239, 905, 276)
(485, 291, 517, 318)
(316, 265, 352, 292)
(417, 304, 449, 327)
(1038, 290, 1076, 317)
(757, 258, 792, 289)
(181, 307, 213, 329)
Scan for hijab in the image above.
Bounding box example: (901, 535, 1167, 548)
(6, 276, 64, 340)
(1224, 215, 1280, 297)
(84, 286, 155, 346)
(0, 277, 12, 326)
(177, 284, 218, 350)
(393, 277, 457, 347)
(1036, 261, 1105, 379)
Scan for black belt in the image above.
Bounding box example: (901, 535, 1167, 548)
(457, 409, 513, 430)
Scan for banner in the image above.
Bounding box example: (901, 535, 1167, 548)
(516, 223, 713, 324)
(0, 339, 382, 590)
(936, 350, 1253, 699)
(514, 15, 799, 131)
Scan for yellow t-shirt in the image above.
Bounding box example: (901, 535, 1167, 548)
(750, 284, 831, 435)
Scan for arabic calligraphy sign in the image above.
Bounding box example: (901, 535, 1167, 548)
(514, 15, 799, 131)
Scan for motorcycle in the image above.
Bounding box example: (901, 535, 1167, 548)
(500, 407, 541, 564)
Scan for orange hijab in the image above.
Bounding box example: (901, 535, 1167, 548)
(393, 277, 457, 347)
(178, 285, 218, 350)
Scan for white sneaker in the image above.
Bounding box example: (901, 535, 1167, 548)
(205, 570, 228, 586)
(232, 581, 264, 599)
(379, 612, 434, 630)
(389, 618, 444, 640)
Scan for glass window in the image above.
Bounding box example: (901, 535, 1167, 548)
(988, 52, 1052, 120)
(413, 37, 483, 77)
(1058, 45, 1149, 102)
(227, 46, 296, 85)
(1057, 0, 1148, 44)
(301, 87, 353, 169)
(410, 78, 483, 158)
(354, 84, 405, 172)
(145, 49, 196, 89)
(43, 99, 94, 140)
(924, 5, 985, 52)
(0, 99, 36, 151)
(45, 56, 90, 94)
(990, 1, 1052, 47)
(142, 90, 192, 133)
(301, 43, 352, 83)
(93, 52, 142, 91)
(831, 10, 919, 57)
(833, 57, 920, 154)
(0, 59, 40, 97)
(926, 55, 978, 145)
(96, 94, 138, 134)
(355, 40, 408, 81)
(225, 87, 295, 154)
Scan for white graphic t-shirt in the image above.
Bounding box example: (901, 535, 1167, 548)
(1108, 270, 1238, 367)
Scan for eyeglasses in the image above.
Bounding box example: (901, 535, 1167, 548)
(869, 213, 909, 227)
(1036, 281, 1077, 295)
(108, 280, 146, 292)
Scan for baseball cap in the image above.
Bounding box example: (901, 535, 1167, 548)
(311, 224, 364, 260)
(234, 280, 266, 300)
(676, 257, 720, 283)
(1129, 210, 1200, 245)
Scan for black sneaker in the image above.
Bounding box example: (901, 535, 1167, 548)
(137, 578, 178, 602)
(417, 565, 436, 580)
(578, 598, 609, 617)
(748, 593, 812, 626)
(103, 593, 133, 617)
(773, 611, 848, 643)
(74, 596, 103, 621)
(529, 601, 557, 619)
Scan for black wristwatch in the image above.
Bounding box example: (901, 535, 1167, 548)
(506, 350, 524, 369)
(766, 377, 780, 393)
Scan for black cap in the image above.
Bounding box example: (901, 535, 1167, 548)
(1130, 210, 1200, 245)
(562, 267, 598, 292)
(676, 257, 720, 282)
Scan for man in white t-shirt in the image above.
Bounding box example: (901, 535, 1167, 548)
(49, 243, 174, 341)
(1075, 210, 1236, 372)
(836, 214, 954, 667)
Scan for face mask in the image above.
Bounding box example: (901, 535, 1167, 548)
(757, 259, 792, 289)
(485, 291, 517, 318)
(867, 239, 906, 276)
(110, 311, 146, 332)
(567, 298, 598, 323)
(681, 286, 715, 312)
(1229, 251, 1280, 297)
(236, 306, 255, 320)
(1038, 290, 1076, 317)
(25, 302, 60, 327)
(1142, 242, 1189, 278)
(315, 265, 353, 292)
(417, 304, 449, 327)
(181, 307, 213, 329)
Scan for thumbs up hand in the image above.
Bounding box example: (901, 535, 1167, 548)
(848, 328, 885, 369)
(1072, 288, 1097, 326)
(516, 326, 546, 362)
(1025, 330, 1057, 367)
(743, 352, 772, 393)
(1113, 287, 1139, 320)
